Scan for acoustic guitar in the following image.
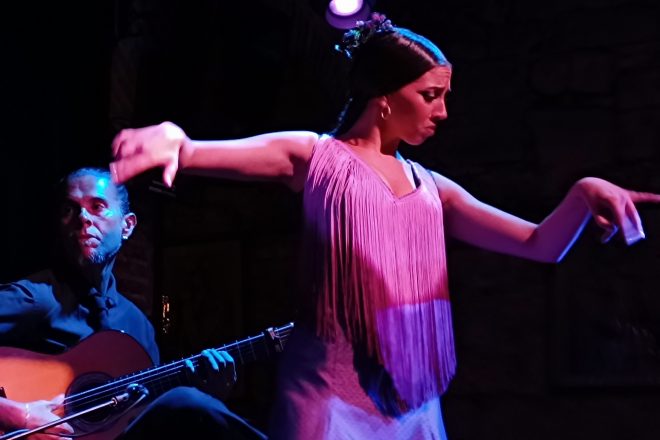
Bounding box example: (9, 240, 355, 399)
(0, 322, 294, 440)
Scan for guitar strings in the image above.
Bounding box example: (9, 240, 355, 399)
(64, 328, 293, 408)
(61, 326, 293, 410)
(63, 328, 293, 408)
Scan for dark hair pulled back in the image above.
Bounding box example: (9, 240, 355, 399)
(332, 14, 451, 135)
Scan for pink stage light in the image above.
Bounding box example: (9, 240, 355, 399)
(329, 0, 363, 16)
(326, 0, 371, 29)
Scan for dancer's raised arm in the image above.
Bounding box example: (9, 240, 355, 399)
(435, 173, 660, 263)
(111, 121, 318, 191)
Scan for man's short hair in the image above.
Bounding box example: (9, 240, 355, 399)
(57, 167, 131, 215)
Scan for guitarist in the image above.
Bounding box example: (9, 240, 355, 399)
(0, 168, 265, 440)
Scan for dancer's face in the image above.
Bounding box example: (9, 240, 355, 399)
(386, 66, 451, 145)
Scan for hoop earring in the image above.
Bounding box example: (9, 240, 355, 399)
(380, 103, 391, 121)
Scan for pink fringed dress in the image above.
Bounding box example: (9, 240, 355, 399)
(269, 135, 455, 439)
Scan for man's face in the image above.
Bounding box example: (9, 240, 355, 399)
(58, 173, 134, 267)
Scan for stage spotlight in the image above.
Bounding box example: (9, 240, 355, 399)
(326, 0, 372, 29)
(330, 0, 362, 15)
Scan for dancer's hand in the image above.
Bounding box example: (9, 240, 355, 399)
(111, 121, 189, 187)
(575, 177, 660, 244)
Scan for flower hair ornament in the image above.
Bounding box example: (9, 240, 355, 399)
(335, 12, 395, 59)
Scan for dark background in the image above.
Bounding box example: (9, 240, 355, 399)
(1, 0, 660, 438)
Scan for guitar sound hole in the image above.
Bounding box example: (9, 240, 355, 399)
(66, 372, 126, 431)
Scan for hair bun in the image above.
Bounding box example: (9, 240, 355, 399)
(335, 12, 395, 59)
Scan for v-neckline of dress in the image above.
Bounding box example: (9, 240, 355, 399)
(334, 138, 422, 202)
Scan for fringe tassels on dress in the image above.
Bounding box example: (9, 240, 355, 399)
(302, 136, 456, 410)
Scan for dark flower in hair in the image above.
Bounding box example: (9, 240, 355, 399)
(335, 12, 395, 59)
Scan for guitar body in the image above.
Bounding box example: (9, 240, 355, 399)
(0, 330, 153, 440)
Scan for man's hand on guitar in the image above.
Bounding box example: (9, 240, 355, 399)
(0, 394, 74, 440)
(185, 349, 238, 400)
